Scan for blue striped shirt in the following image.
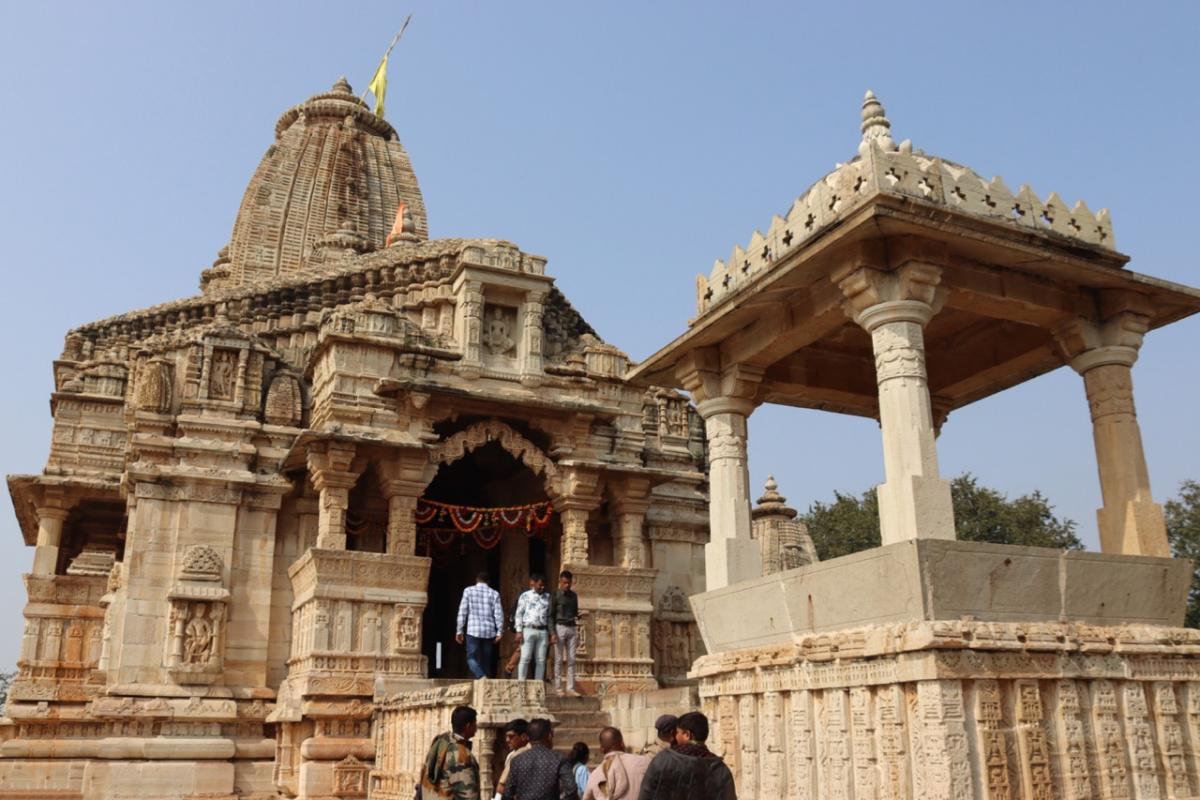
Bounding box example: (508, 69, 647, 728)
(456, 582, 505, 638)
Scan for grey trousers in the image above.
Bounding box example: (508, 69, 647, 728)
(554, 623, 577, 690)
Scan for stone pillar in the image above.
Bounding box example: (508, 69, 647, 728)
(839, 263, 955, 545)
(1054, 310, 1168, 555)
(520, 289, 546, 386)
(557, 467, 601, 568)
(32, 505, 70, 576)
(306, 441, 361, 550)
(678, 353, 763, 590)
(378, 453, 435, 556)
(694, 397, 762, 587)
(610, 476, 651, 569)
(458, 279, 484, 373)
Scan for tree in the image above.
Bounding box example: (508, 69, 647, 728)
(0, 671, 13, 711)
(1165, 480, 1200, 628)
(802, 473, 1082, 561)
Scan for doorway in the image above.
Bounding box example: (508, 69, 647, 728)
(419, 440, 556, 679)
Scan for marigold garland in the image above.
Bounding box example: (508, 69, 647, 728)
(415, 498, 556, 553)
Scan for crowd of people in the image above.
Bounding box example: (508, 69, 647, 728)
(419, 706, 737, 800)
(456, 569, 581, 695)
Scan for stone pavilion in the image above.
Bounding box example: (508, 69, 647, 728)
(630, 91, 1200, 799)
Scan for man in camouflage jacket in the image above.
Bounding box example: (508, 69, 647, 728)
(420, 705, 481, 800)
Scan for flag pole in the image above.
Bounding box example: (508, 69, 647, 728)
(362, 15, 412, 105)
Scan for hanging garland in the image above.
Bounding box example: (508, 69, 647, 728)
(415, 498, 556, 553)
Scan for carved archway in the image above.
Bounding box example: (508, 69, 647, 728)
(427, 419, 562, 500)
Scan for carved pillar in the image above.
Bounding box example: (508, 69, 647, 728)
(458, 279, 484, 372)
(839, 262, 955, 545)
(1054, 308, 1168, 555)
(31, 505, 70, 576)
(680, 355, 763, 590)
(520, 289, 546, 386)
(378, 452, 435, 556)
(557, 467, 601, 568)
(610, 476, 651, 569)
(307, 441, 362, 550)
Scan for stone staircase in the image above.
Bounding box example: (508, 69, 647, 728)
(546, 693, 611, 765)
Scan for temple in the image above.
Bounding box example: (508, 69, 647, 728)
(3, 76, 1200, 800)
(0, 80, 715, 799)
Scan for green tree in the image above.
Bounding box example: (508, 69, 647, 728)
(803, 473, 1082, 561)
(1165, 480, 1200, 628)
(0, 671, 13, 711)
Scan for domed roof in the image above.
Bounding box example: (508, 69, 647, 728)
(208, 78, 428, 292)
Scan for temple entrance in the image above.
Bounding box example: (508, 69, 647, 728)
(419, 440, 558, 679)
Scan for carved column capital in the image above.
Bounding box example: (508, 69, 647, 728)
(838, 262, 947, 329)
(1053, 311, 1149, 374)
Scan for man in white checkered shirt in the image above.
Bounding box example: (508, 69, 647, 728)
(455, 571, 504, 679)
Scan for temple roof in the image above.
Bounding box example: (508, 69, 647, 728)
(694, 91, 1120, 319)
(629, 92, 1200, 420)
(203, 78, 428, 293)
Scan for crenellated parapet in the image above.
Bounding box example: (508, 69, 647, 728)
(695, 91, 1117, 318)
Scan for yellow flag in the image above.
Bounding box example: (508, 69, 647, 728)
(367, 53, 388, 118)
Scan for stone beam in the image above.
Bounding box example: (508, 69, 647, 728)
(939, 260, 1093, 328)
(1053, 299, 1168, 556)
(717, 281, 847, 369)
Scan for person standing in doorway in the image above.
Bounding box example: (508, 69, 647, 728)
(455, 571, 504, 679)
(548, 569, 581, 695)
(513, 573, 551, 681)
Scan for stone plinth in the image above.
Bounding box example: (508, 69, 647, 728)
(690, 539, 1191, 654)
(689, 541, 1200, 799)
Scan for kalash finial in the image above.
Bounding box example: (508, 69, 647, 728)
(859, 89, 896, 157)
(332, 76, 353, 95)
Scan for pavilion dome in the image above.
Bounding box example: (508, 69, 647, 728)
(204, 77, 428, 293)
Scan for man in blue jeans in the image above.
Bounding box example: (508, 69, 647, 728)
(455, 571, 504, 679)
(513, 573, 551, 681)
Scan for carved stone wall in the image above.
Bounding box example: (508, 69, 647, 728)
(694, 620, 1200, 800)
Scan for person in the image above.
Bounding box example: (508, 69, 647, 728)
(420, 705, 481, 800)
(548, 570, 581, 695)
(494, 718, 530, 799)
(513, 573, 551, 681)
(568, 742, 591, 797)
(501, 717, 579, 800)
(637, 711, 735, 800)
(639, 715, 677, 758)
(583, 727, 650, 800)
(456, 571, 505, 680)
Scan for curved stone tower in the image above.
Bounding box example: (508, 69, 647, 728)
(203, 77, 428, 293)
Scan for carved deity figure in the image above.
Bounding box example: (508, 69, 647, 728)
(483, 306, 516, 356)
(183, 604, 215, 664)
(208, 349, 238, 400)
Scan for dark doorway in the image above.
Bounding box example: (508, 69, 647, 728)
(419, 441, 557, 679)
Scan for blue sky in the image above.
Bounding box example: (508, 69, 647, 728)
(0, 1, 1197, 667)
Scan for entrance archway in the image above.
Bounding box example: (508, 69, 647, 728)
(419, 440, 560, 679)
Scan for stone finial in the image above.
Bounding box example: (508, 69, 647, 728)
(332, 76, 353, 95)
(753, 475, 797, 519)
(859, 89, 896, 156)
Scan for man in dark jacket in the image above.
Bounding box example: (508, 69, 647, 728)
(501, 717, 580, 800)
(637, 712, 735, 800)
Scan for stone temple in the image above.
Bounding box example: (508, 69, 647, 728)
(2, 77, 1200, 800)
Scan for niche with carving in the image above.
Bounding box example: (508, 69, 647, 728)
(165, 545, 229, 684)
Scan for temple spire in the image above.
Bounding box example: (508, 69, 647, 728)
(859, 89, 896, 156)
